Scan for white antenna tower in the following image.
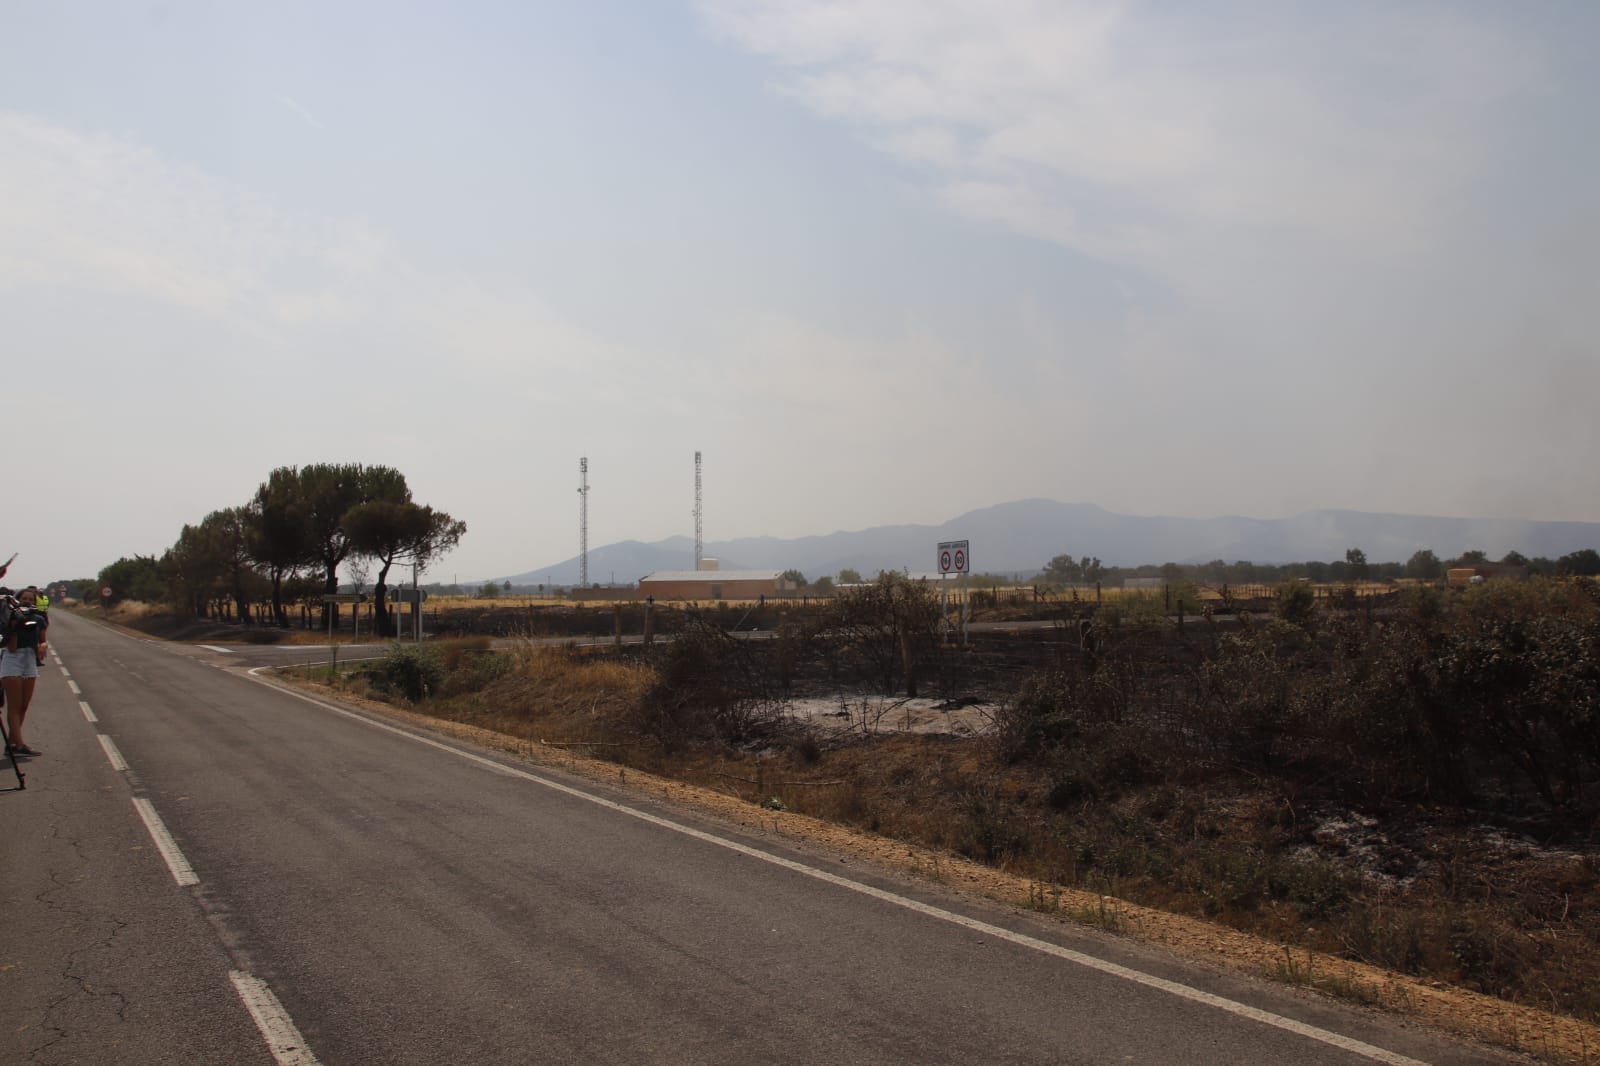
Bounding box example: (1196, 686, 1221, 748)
(578, 457, 590, 587)
(693, 450, 703, 570)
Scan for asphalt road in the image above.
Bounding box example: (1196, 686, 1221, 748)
(2, 611, 1525, 1065)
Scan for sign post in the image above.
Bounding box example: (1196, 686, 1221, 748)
(392, 586, 428, 644)
(321, 594, 367, 677)
(936, 540, 971, 644)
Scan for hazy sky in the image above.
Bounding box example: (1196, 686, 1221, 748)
(3, 1, 1596, 584)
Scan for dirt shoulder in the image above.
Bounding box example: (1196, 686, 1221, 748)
(275, 672, 1599, 1065)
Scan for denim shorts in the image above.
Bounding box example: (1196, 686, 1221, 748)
(0, 648, 39, 679)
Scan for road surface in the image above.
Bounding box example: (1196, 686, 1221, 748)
(2, 610, 1522, 1064)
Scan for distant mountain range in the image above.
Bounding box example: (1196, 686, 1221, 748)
(492, 500, 1600, 587)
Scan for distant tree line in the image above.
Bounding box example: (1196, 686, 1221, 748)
(95, 463, 464, 636)
(1030, 546, 1600, 588)
(777, 548, 1599, 595)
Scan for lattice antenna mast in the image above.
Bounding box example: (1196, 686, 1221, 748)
(578, 457, 590, 587)
(693, 451, 703, 570)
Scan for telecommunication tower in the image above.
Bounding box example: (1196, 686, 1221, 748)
(578, 457, 590, 587)
(693, 451, 703, 570)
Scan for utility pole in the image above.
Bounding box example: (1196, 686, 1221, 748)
(578, 457, 590, 588)
(694, 450, 703, 570)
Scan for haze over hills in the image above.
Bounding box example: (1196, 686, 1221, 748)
(489, 501, 1600, 587)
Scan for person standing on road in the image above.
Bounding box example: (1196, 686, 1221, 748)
(1, 586, 48, 757)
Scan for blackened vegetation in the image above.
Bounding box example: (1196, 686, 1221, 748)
(432, 576, 1600, 821)
(637, 615, 783, 748)
(629, 574, 949, 748)
(981, 580, 1600, 823)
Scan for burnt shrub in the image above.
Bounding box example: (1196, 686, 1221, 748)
(636, 617, 783, 747)
(993, 669, 1088, 763)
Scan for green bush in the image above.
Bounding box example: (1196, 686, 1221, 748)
(375, 644, 445, 702)
(994, 670, 1085, 763)
(1274, 580, 1316, 626)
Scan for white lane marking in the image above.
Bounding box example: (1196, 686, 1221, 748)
(79, 700, 98, 723)
(255, 674, 1429, 1066)
(59, 666, 70, 677)
(98, 735, 129, 771)
(229, 970, 322, 1066)
(67, 679, 81, 695)
(198, 645, 234, 654)
(131, 797, 199, 886)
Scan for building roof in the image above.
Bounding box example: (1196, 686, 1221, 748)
(640, 570, 786, 583)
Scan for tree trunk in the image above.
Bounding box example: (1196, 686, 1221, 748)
(900, 627, 917, 698)
(270, 569, 288, 627)
(322, 565, 339, 629)
(374, 556, 395, 637)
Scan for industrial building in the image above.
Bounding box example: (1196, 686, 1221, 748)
(638, 569, 797, 601)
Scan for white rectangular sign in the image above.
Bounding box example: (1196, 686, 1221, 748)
(936, 540, 970, 574)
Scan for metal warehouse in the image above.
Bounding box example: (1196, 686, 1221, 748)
(638, 570, 797, 601)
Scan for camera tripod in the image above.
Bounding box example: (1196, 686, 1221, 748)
(0, 713, 25, 790)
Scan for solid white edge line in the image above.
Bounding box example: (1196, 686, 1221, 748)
(97, 734, 129, 771)
(229, 970, 321, 1066)
(79, 700, 97, 723)
(67, 679, 81, 695)
(131, 797, 199, 886)
(252, 670, 1431, 1066)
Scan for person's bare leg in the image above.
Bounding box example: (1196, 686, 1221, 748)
(4, 676, 35, 749)
(3, 676, 24, 748)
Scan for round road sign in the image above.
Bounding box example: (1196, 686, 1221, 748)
(939, 550, 952, 573)
(953, 549, 966, 572)
(99, 585, 113, 599)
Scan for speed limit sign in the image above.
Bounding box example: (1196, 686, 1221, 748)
(936, 540, 970, 574)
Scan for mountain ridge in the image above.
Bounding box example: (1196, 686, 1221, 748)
(488, 500, 1600, 586)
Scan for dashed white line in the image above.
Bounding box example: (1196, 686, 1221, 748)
(131, 797, 199, 886)
(97, 734, 129, 771)
(59, 666, 70, 677)
(67, 679, 81, 695)
(198, 644, 235, 654)
(257, 674, 1430, 1066)
(229, 971, 321, 1065)
(79, 700, 97, 723)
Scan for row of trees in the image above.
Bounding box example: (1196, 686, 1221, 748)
(1036, 547, 1600, 588)
(99, 463, 464, 637)
(776, 548, 1600, 597)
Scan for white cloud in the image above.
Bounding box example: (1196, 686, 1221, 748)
(278, 95, 325, 131)
(0, 110, 634, 389)
(0, 111, 377, 322)
(697, 1, 1538, 271)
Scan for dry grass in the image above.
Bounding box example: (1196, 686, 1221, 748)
(422, 644, 656, 750)
(97, 599, 168, 624)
